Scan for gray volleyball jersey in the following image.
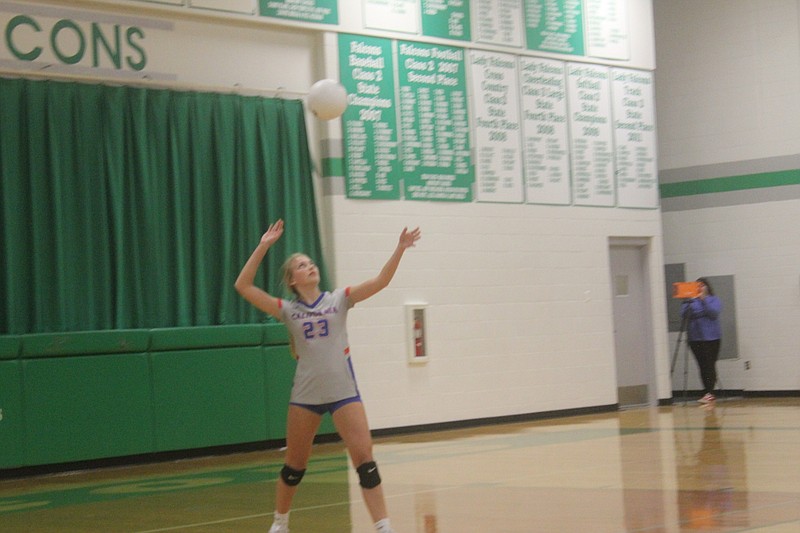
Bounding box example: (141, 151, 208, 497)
(279, 288, 358, 404)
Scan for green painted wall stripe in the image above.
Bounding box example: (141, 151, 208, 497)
(660, 168, 800, 198)
(322, 157, 344, 178)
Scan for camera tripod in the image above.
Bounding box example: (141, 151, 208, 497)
(670, 308, 692, 405)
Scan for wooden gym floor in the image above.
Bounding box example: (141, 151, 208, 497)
(1, 397, 798, 532)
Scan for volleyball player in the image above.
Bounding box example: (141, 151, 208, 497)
(235, 219, 421, 533)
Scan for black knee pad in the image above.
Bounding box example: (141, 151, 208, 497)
(280, 464, 306, 486)
(356, 461, 381, 489)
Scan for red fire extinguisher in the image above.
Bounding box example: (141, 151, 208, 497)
(414, 317, 424, 358)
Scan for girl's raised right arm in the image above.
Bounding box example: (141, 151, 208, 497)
(234, 219, 284, 320)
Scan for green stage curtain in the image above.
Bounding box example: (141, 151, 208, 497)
(0, 78, 325, 334)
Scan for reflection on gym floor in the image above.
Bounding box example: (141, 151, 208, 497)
(1, 398, 798, 532)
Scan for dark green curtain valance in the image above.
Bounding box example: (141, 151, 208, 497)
(0, 77, 325, 334)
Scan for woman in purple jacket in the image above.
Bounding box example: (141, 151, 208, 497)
(680, 277, 722, 404)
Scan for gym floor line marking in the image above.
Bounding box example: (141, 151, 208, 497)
(132, 500, 353, 533)
(131, 483, 472, 532)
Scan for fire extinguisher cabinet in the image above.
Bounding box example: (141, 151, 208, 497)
(405, 303, 429, 363)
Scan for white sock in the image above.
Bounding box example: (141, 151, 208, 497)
(272, 511, 289, 526)
(375, 517, 394, 532)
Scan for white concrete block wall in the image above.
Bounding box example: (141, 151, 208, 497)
(326, 199, 669, 429)
(656, 0, 800, 394)
(662, 201, 800, 392)
(654, 0, 800, 169)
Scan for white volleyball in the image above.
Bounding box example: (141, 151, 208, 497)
(307, 79, 348, 120)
